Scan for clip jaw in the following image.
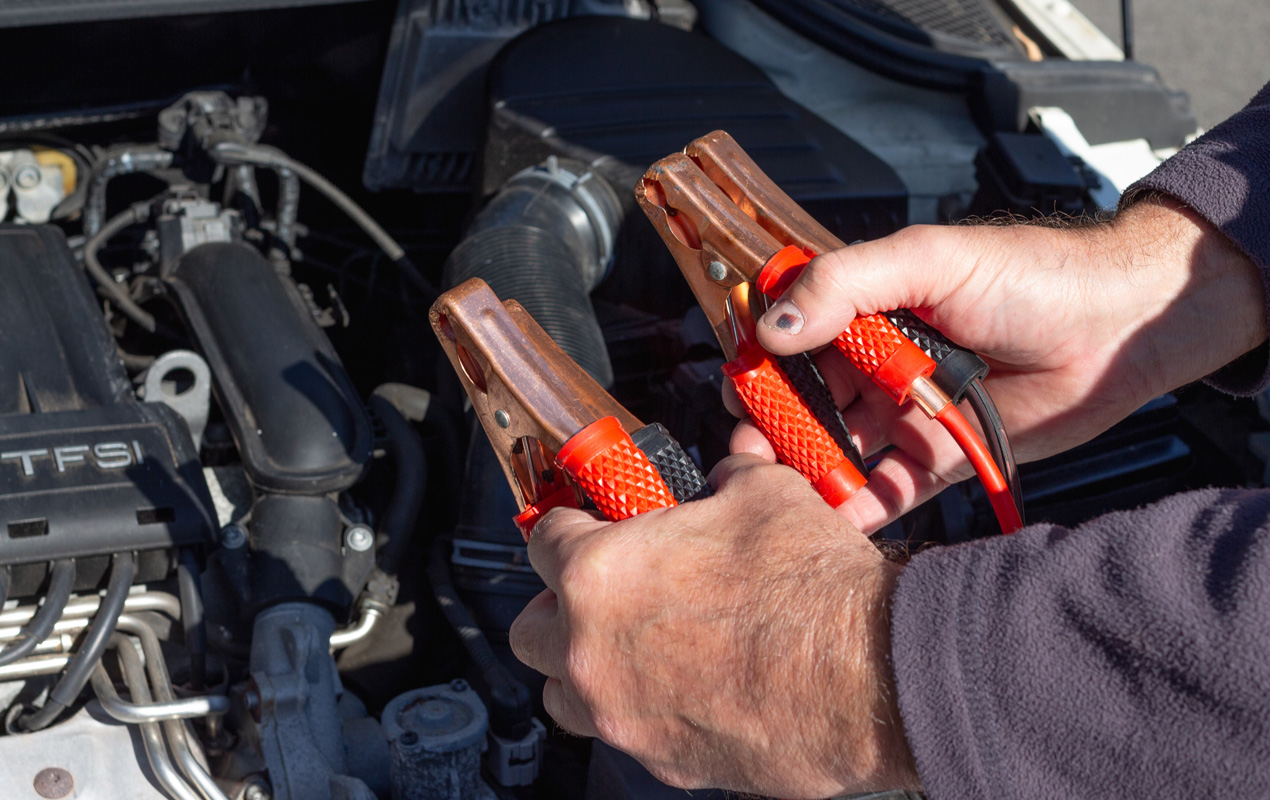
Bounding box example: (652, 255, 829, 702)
(683, 131, 845, 254)
(635, 153, 786, 360)
(430, 279, 641, 517)
(432, 278, 699, 537)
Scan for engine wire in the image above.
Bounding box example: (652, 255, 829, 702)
(0, 559, 76, 667)
(82, 201, 158, 332)
(965, 378, 1024, 523)
(209, 142, 439, 302)
(20, 552, 136, 731)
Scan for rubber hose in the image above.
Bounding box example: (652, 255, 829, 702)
(177, 549, 207, 690)
(428, 536, 532, 740)
(21, 552, 136, 731)
(441, 162, 619, 388)
(83, 204, 157, 333)
(0, 559, 76, 667)
(369, 392, 427, 577)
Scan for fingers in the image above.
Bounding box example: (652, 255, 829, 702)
(527, 507, 606, 591)
(706, 452, 782, 495)
(837, 449, 950, 533)
(729, 419, 777, 462)
(509, 588, 565, 677)
(542, 677, 600, 738)
(756, 227, 960, 356)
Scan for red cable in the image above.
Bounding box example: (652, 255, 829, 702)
(934, 404, 1024, 534)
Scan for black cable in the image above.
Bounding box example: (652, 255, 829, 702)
(209, 142, 439, 302)
(82, 202, 157, 333)
(428, 536, 533, 740)
(0, 559, 76, 667)
(369, 392, 427, 578)
(0, 568, 10, 613)
(21, 553, 135, 731)
(965, 379, 1024, 523)
(176, 549, 207, 691)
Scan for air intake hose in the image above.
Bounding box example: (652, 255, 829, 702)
(442, 157, 621, 387)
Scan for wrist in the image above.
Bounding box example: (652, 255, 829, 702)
(1103, 196, 1265, 397)
(821, 556, 921, 793)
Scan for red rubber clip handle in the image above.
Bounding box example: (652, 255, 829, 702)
(759, 246, 936, 405)
(555, 416, 678, 522)
(723, 347, 867, 507)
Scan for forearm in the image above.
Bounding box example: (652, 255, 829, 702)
(1100, 197, 1265, 400)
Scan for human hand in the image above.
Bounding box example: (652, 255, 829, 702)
(737, 198, 1265, 533)
(508, 454, 920, 798)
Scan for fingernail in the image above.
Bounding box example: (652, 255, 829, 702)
(760, 300, 804, 335)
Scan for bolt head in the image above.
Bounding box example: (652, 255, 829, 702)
(494, 409, 510, 428)
(345, 525, 374, 553)
(13, 165, 40, 190)
(708, 261, 728, 281)
(244, 784, 271, 800)
(33, 768, 73, 799)
(220, 523, 248, 550)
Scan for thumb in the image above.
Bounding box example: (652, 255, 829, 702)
(755, 227, 961, 356)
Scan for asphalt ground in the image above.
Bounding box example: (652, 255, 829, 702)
(1068, 0, 1270, 130)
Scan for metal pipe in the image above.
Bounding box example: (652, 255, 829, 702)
(91, 673, 229, 723)
(329, 604, 383, 650)
(98, 639, 204, 800)
(0, 590, 181, 628)
(0, 654, 70, 680)
(117, 617, 228, 800)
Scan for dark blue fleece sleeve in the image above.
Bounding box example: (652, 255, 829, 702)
(1125, 81, 1270, 395)
(891, 87, 1270, 799)
(891, 489, 1270, 799)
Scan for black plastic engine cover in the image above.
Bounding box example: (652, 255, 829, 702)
(165, 242, 373, 495)
(0, 225, 133, 414)
(0, 403, 216, 586)
(0, 225, 216, 594)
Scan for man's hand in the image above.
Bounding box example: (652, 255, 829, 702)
(509, 454, 920, 798)
(741, 198, 1265, 532)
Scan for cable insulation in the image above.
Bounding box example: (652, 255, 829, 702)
(935, 405, 1023, 534)
(964, 379, 1024, 523)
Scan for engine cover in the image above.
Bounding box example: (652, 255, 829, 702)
(0, 403, 215, 592)
(0, 225, 215, 594)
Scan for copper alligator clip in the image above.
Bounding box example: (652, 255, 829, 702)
(636, 153, 875, 508)
(430, 278, 709, 539)
(637, 131, 1023, 533)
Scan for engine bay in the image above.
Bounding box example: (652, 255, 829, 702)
(0, 1, 1260, 798)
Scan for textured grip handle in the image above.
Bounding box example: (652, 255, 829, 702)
(631, 423, 712, 503)
(759, 246, 936, 405)
(775, 352, 868, 476)
(833, 316, 935, 405)
(886, 310, 988, 403)
(556, 417, 678, 522)
(886, 309, 955, 362)
(723, 349, 867, 507)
